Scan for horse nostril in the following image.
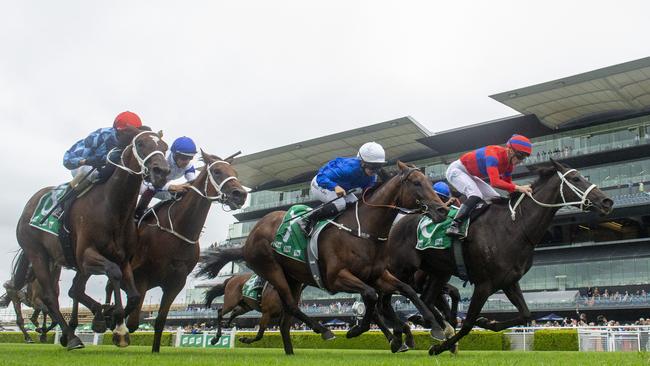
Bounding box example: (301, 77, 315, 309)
(603, 198, 614, 210)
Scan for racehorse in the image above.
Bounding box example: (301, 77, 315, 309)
(14, 126, 169, 349)
(204, 273, 287, 346)
(106, 150, 247, 353)
(380, 160, 613, 355)
(1, 251, 60, 343)
(199, 161, 453, 354)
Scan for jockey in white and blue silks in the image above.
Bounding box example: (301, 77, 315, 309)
(134, 136, 197, 219)
(302, 142, 387, 234)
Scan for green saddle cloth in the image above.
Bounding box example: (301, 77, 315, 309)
(270, 205, 330, 263)
(416, 206, 469, 250)
(241, 274, 265, 302)
(29, 183, 70, 236)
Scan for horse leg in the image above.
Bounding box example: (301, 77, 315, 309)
(30, 309, 41, 331)
(239, 310, 270, 344)
(255, 263, 333, 340)
(12, 297, 32, 343)
(475, 282, 531, 331)
(375, 293, 412, 353)
(104, 279, 113, 304)
(126, 277, 148, 334)
(120, 262, 141, 319)
(69, 272, 105, 333)
(151, 284, 182, 353)
(39, 312, 48, 343)
(279, 310, 294, 355)
(26, 250, 82, 349)
(326, 268, 378, 339)
(429, 282, 492, 356)
(446, 284, 461, 328)
(69, 298, 79, 331)
(375, 270, 452, 341)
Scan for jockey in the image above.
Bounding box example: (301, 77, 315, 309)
(63, 111, 143, 189)
(303, 142, 386, 234)
(432, 181, 460, 208)
(445, 134, 533, 237)
(134, 136, 198, 219)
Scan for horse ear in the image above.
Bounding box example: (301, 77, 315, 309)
(550, 158, 564, 171)
(200, 149, 211, 163)
(157, 130, 163, 138)
(397, 160, 408, 172)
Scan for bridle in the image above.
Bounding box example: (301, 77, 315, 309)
(361, 167, 435, 215)
(509, 169, 597, 220)
(107, 131, 166, 177)
(186, 160, 239, 204)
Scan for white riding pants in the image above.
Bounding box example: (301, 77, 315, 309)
(310, 177, 358, 212)
(445, 159, 500, 200)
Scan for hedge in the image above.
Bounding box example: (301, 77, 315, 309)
(0, 332, 55, 344)
(101, 332, 173, 347)
(532, 329, 579, 351)
(235, 330, 507, 351)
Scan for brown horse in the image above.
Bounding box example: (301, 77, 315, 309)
(380, 161, 614, 355)
(1, 251, 61, 343)
(200, 161, 453, 354)
(104, 150, 247, 353)
(204, 273, 286, 346)
(14, 127, 170, 350)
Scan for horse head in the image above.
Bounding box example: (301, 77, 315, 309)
(117, 126, 170, 189)
(534, 159, 613, 215)
(393, 161, 449, 222)
(200, 150, 248, 209)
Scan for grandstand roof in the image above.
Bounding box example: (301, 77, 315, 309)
(232, 116, 433, 191)
(491, 57, 650, 129)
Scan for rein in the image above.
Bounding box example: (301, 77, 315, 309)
(107, 131, 165, 177)
(145, 160, 240, 244)
(509, 169, 597, 221)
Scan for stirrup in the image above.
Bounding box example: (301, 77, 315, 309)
(446, 222, 462, 237)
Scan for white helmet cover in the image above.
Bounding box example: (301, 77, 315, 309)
(357, 142, 386, 164)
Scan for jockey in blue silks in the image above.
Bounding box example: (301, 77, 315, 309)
(302, 142, 387, 234)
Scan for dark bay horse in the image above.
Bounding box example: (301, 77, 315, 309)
(14, 127, 170, 349)
(110, 150, 247, 353)
(200, 161, 452, 354)
(382, 160, 613, 355)
(1, 251, 61, 343)
(204, 273, 286, 346)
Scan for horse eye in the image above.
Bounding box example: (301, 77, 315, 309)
(572, 176, 580, 182)
(413, 180, 421, 187)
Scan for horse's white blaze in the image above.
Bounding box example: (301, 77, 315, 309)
(114, 323, 128, 336)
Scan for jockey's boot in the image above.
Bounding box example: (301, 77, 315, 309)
(446, 196, 481, 237)
(134, 189, 156, 221)
(302, 202, 339, 235)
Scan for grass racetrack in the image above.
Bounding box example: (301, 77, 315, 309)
(0, 344, 648, 366)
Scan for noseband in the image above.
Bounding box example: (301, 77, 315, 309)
(107, 131, 166, 178)
(187, 160, 239, 204)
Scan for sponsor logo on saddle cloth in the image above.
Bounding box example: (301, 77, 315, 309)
(241, 273, 266, 302)
(416, 206, 470, 250)
(29, 183, 70, 236)
(271, 204, 329, 263)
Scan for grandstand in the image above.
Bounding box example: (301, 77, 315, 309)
(188, 56, 650, 326)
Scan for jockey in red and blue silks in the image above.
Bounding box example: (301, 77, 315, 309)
(302, 142, 386, 234)
(445, 134, 533, 237)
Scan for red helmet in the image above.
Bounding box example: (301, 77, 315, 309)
(507, 134, 532, 155)
(113, 111, 142, 130)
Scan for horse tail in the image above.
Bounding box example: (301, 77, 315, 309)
(204, 276, 232, 308)
(197, 246, 244, 278)
(0, 250, 30, 308)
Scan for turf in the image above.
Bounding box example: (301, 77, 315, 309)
(0, 344, 647, 366)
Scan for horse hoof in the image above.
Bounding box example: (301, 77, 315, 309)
(39, 334, 48, 343)
(406, 337, 416, 349)
(428, 344, 443, 356)
(450, 343, 459, 355)
(444, 323, 456, 339)
(321, 330, 335, 341)
(60, 333, 68, 347)
(430, 328, 445, 342)
(397, 343, 409, 353)
(66, 336, 85, 350)
(390, 339, 403, 353)
(346, 325, 365, 338)
(92, 319, 107, 334)
(25, 338, 34, 344)
(475, 317, 490, 329)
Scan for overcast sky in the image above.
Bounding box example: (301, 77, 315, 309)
(1, 1, 649, 308)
